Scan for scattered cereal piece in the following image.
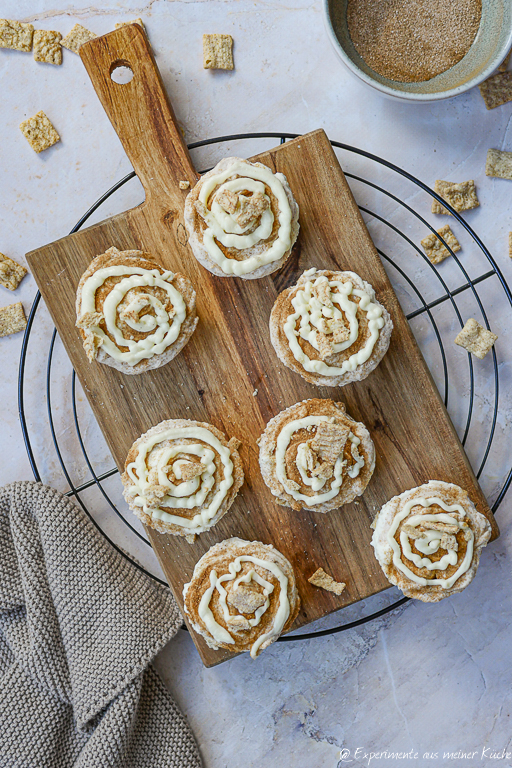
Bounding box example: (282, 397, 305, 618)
(479, 71, 512, 110)
(179, 180, 190, 190)
(455, 318, 498, 359)
(431, 179, 479, 215)
(203, 33, 234, 70)
(0, 302, 27, 337)
(421, 224, 461, 265)
(0, 253, 27, 291)
(308, 567, 346, 596)
(509, 232, 512, 258)
(61, 23, 96, 54)
(485, 148, 512, 180)
(33, 29, 62, 65)
(19, 111, 60, 153)
(0, 19, 34, 51)
(115, 18, 145, 32)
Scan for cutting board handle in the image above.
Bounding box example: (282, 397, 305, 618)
(80, 24, 199, 203)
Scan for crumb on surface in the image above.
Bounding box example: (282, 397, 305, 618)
(455, 318, 497, 359)
(420, 224, 461, 264)
(0, 253, 27, 291)
(19, 111, 60, 153)
(0, 19, 34, 51)
(0, 302, 27, 337)
(33, 29, 62, 65)
(308, 567, 346, 595)
(203, 33, 234, 70)
(509, 232, 512, 258)
(479, 71, 512, 109)
(179, 180, 190, 190)
(485, 148, 512, 179)
(61, 23, 96, 53)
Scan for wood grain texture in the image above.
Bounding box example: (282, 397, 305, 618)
(26, 25, 498, 667)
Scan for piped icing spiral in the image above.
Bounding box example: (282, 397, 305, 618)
(121, 419, 244, 538)
(184, 157, 299, 279)
(259, 398, 375, 513)
(269, 269, 393, 387)
(371, 480, 492, 602)
(183, 538, 300, 658)
(75, 247, 198, 374)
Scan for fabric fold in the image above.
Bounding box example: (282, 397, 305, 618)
(0, 481, 201, 768)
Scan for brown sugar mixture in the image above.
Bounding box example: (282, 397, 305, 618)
(346, 0, 482, 83)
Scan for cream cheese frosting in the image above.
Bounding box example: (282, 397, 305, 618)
(79, 265, 186, 365)
(283, 270, 385, 376)
(125, 425, 234, 532)
(196, 159, 293, 276)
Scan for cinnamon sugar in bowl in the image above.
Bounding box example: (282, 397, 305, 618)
(324, 0, 512, 101)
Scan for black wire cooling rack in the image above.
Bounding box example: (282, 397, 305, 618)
(18, 132, 512, 642)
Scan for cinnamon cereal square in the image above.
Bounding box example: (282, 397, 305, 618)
(485, 148, 512, 179)
(203, 33, 234, 70)
(61, 23, 96, 54)
(421, 225, 461, 265)
(455, 318, 498, 359)
(33, 29, 62, 65)
(0, 302, 27, 337)
(308, 567, 346, 596)
(0, 19, 34, 51)
(0, 253, 27, 290)
(19, 111, 60, 153)
(479, 71, 512, 109)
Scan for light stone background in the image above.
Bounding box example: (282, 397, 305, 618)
(1, 2, 512, 767)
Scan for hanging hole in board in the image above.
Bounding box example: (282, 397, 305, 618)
(110, 60, 134, 84)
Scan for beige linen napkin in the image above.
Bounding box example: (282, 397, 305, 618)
(0, 481, 202, 768)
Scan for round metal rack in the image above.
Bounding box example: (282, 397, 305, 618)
(18, 132, 512, 641)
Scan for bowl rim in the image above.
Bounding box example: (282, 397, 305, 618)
(323, 0, 512, 102)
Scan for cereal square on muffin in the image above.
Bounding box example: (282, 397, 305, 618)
(33, 30, 62, 64)
(203, 33, 233, 70)
(19, 111, 60, 153)
(0, 254, 27, 290)
(0, 19, 34, 51)
(455, 318, 497, 359)
(421, 225, 461, 264)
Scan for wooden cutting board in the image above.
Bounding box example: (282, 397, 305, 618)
(26, 25, 498, 667)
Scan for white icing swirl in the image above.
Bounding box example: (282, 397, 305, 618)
(80, 265, 186, 365)
(196, 554, 290, 658)
(125, 426, 234, 532)
(275, 415, 363, 505)
(197, 159, 293, 276)
(283, 271, 385, 376)
(387, 496, 474, 589)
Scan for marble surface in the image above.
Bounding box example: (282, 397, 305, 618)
(2, 2, 512, 766)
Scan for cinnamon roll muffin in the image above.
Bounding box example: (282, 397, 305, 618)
(76, 246, 198, 374)
(371, 480, 492, 602)
(183, 538, 300, 658)
(270, 268, 392, 386)
(121, 419, 244, 539)
(259, 398, 375, 513)
(184, 157, 299, 279)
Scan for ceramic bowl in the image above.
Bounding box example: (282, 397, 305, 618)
(324, 0, 512, 101)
